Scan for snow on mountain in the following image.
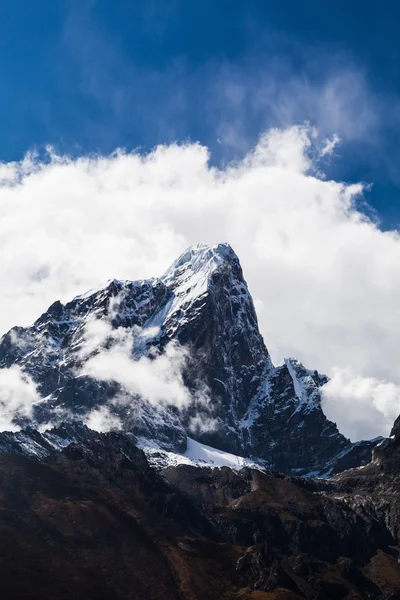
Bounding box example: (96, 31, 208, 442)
(0, 422, 102, 460)
(161, 243, 230, 305)
(137, 435, 266, 471)
(284, 358, 328, 414)
(0, 421, 266, 475)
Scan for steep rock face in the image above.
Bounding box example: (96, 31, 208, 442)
(161, 244, 270, 441)
(240, 359, 350, 475)
(0, 243, 379, 474)
(390, 414, 400, 440)
(329, 413, 400, 546)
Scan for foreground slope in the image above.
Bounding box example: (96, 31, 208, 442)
(0, 243, 379, 475)
(0, 427, 399, 600)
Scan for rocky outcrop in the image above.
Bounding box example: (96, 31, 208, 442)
(0, 428, 399, 599)
(330, 412, 400, 545)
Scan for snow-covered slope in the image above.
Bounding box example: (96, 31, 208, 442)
(0, 243, 380, 475)
(137, 436, 266, 471)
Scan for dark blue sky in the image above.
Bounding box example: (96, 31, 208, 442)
(1, 1, 400, 227)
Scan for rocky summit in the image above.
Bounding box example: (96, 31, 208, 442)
(0, 243, 382, 475)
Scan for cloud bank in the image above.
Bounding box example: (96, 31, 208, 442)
(0, 125, 400, 439)
(322, 368, 400, 441)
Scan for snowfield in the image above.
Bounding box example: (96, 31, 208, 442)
(137, 436, 266, 471)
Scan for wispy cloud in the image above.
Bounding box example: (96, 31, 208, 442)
(58, 2, 390, 163)
(79, 321, 193, 409)
(73, 294, 211, 432)
(0, 366, 41, 431)
(85, 404, 122, 433)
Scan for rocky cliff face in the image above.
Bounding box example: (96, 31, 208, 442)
(0, 243, 380, 475)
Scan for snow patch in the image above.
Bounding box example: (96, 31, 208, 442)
(137, 436, 265, 471)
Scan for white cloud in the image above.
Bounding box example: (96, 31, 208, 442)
(85, 405, 122, 433)
(0, 125, 400, 439)
(77, 318, 112, 360)
(322, 368, 400, 441)
(0, 366, 41, 431)
(188, 414, 219, 434)
(79, 319, 194, 409)
(320, 134, 340, 157)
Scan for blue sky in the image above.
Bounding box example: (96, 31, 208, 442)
(1, 0, 400, 228)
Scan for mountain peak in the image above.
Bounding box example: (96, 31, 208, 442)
(0, 243, 383, 476)
(161, 242, 241, 288)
